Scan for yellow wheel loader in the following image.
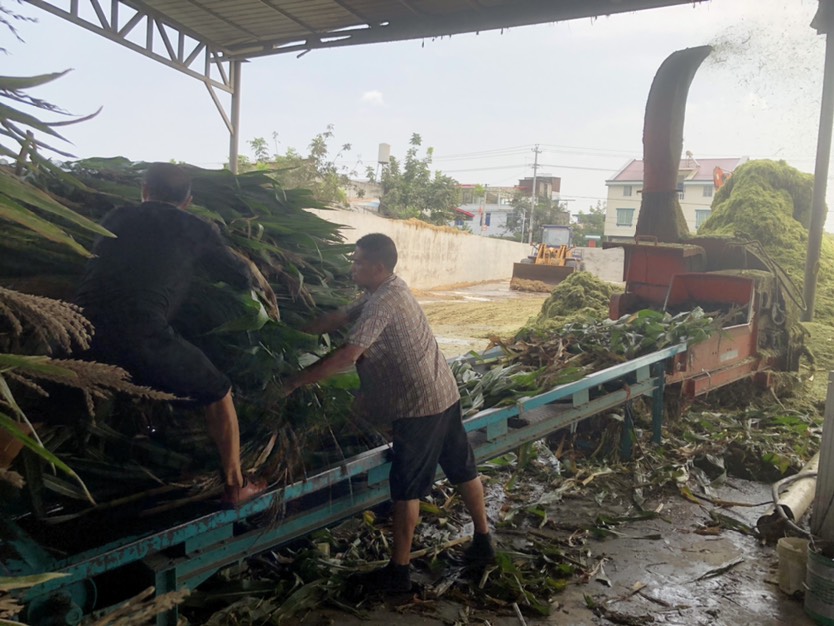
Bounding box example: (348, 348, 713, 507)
(511, 225, 580, 287)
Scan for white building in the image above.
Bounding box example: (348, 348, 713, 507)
(603, 156, 747, 242)
(453, 185, 517, 237)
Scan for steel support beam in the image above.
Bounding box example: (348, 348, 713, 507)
(803, 0, 834, 321)
(24, 0, 239, 169)
(229, 0, 707, 59)
(229, 60, 242, 174)
(25, 0, 233, 92)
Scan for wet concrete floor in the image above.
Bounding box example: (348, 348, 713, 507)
(286, 479, 816, 625)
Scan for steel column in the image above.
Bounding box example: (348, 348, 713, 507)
(228, 60, 242, 174)
(803, 0, 834, 322)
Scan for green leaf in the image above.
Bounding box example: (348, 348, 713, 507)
(208, 290, 270, 334)
(0, 71, 71, 91)
(0, 169, 114, 237)
(0, 410, 94, 504)
(0, 194, 91, 257)
(0, 354, 78, 379)
(0, 572, 68, 592)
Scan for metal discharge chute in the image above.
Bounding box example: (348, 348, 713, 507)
(635, 45, 712, 243)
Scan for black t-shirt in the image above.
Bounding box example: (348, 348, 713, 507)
(76, 201, 252, 332)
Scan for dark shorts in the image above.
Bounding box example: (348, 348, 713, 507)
(389, 401, 478, 501)
(90, 325, 231, 408)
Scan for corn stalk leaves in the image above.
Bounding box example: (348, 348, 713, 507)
(0, 353, 77, 378)
(0, 71, 71, 92)
(0, 156, 360, 508)
(0, 169, 113, 236)
(0, 194, 91, 257)
(207, 289, 270, 334)
(455, 308, 716, 417)
(0, 410, 95, 504)
(0, 572, 68, 592)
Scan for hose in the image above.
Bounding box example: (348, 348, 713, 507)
(771, 470, 818, 537)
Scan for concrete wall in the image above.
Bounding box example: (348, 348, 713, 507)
(576, 246, 625, 284)
(308, 208, 530, 289)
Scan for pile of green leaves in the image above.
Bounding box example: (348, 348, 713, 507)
(454, 308, 715, 416)
(1, 155, 368, 508)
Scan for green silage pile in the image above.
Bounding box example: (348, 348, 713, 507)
(538, 272, 622, 321)
(698, 159, 834, 322)
(512, 272, 622, 342)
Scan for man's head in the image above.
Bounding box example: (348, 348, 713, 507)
(352, 233, 397, 291)
(141, 163, 192, 208)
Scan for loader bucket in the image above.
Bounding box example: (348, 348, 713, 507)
(511, 262, 576, 288)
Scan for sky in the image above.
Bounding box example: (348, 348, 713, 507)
(4, 0, 831, 223)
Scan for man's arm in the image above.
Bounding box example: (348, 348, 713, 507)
(303, 294, 366, 334)
(302, 310, 350, 334)
(284, 344, 365, 394)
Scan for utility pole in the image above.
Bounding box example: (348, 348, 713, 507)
(529, 145, 541, 244)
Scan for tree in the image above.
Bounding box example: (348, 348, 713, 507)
(572, 201, 606, 245)
(242, 125, 358, 206)
(366, 133, 460, 224)
(503, 193, 570, 242)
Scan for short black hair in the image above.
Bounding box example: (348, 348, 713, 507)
(143, 162, 191, 204)
(356, 233, 398, 271)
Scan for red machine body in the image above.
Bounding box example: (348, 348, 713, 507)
(609, 238, 801, 397)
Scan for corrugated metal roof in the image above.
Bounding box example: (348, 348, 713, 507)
(133, 0, 707, 59)
(607, 157, 747, 183)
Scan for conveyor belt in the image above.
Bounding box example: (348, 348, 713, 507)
(4, 343, 686, 625)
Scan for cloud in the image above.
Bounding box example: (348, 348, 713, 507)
(361, 90, 385, 106)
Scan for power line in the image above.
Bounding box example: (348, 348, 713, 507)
(443, 162, 621, 174)
(541, 142, 640, 155)
(432, 146, 532, 161)
(538, 163, 619, 172)
(443, 164, 530, 173)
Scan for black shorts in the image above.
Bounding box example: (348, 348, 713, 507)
(389, 401, 478, 501)
(90, 325, 231, 408)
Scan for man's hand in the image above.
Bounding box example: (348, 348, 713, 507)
(282, 345, 365, 397)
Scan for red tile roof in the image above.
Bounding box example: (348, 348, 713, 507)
(455, 207, 475, 218)
(607, 157, 747, 183)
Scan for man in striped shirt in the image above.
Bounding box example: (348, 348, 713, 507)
(286, 233, 494, 592)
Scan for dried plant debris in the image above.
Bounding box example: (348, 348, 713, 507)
(181, 449, 636, 624)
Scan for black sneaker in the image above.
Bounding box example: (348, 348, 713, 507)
(354, 561, 412, 594)
(463, 531, 496, 566)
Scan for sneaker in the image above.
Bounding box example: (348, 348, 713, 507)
(354, 561, 412, 594)
(221, 476, 267, 509)
(463, 531, 496, 566)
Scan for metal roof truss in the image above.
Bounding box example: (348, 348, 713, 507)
(27, 0, 242, 164)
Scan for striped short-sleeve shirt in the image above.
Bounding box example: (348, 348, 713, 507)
(347, 274, 460, 421)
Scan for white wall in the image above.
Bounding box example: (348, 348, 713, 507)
(604, 182, 715, 240)
(604, 184, 641, 240)
(576, 246, 625, 284)
(455, 202, 513, 237)
(307, 209, 530, 289)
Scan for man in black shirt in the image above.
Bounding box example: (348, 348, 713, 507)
(76, 163, 266, 507)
